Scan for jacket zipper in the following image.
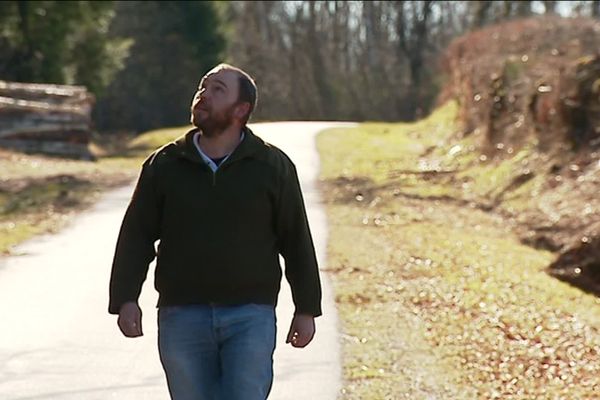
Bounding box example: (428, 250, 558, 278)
(210, 156, 244, 187)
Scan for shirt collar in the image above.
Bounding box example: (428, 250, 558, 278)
(193, 130, 245, 172)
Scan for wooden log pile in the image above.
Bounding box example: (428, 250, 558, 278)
(0, 81, 95, 159)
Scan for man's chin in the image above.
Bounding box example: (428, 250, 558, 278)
(191, 116, 211, 132)
(196, 121, 225, 137)
(191, 112, 206, 127)
(193, 113, 235, 137)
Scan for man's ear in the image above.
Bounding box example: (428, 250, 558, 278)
(234, 102, 250, 120)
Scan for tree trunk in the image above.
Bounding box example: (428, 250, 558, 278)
(408, 1, 432, 119)
(592, 1, 600, 18)
(502, 1, 515, 19)
(515, 1, 533, 17)
(15, 1, 34, 81)
(473, 1, 493, 28)
(543, 1, 558, 14)
(307, 1, 334, 119)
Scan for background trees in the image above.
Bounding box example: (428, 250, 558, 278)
(223, 1, 599, 123)
(1, 1, 599, 133)
(93, 1, 225, 132)
(0, 1, 127, 95)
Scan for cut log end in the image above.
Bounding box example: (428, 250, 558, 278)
(0, 81, 95, 160)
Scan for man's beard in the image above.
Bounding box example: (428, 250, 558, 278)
(192, 105, 235, 137)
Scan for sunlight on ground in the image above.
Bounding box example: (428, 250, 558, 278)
(317, 102, 600, 399)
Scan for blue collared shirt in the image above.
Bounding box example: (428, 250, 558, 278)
(193, 131, 245, 172)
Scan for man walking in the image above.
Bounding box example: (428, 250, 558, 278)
(108, 63, 322, 400)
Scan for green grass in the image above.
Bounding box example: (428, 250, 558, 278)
(317, 102, 600, 399)
(0, 125, 190, 254)
(127, 126, 184, 151)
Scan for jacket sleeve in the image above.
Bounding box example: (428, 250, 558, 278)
(108, 155, 163, 314)
(275, 159, 323, 317)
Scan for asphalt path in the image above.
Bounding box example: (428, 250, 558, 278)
(0, 121, 355, 400)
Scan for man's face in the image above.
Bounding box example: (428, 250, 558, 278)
(190, 69, 242, 136)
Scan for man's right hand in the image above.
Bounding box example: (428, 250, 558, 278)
(117, 302, 143, 338)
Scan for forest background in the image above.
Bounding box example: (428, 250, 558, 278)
(2, 1, 599, 134)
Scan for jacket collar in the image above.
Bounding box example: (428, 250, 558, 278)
(173, 126, 264, 164)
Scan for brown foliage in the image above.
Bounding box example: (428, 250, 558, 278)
(439, 15, 600, 153)
(439, 16, 600, 294)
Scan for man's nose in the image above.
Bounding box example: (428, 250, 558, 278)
(193, 92, 207, 108)
(195, 89, 207, 101)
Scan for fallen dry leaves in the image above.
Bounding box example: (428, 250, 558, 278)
(317, 121, 600, 399)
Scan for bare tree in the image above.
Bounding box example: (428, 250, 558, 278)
(307, 1, 335, 118)
(394, 1, 434, 118)
(514, 0, 533, 17)
(224, 0, 590, 123)
(473, 1, 494, 28)
(592, 0, 600, 18)
(543, 1, 558, 14)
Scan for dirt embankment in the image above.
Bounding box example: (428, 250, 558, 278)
(438, 16, 600, 293)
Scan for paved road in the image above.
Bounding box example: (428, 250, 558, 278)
(0, 122, 354, 400)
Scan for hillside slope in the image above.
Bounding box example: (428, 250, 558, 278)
(317, 103, 600, 398)
(437, 15, 600, 293)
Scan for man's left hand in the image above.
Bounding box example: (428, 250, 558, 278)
(286, 314, 315, 348)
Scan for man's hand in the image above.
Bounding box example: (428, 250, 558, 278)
(286, 314, 315, 348)
(117, 302, 143, 338)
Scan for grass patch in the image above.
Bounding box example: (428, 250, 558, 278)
(0, 126, 190, 255)
(127, 126, 183, 152)
(317, 102, 600, 398)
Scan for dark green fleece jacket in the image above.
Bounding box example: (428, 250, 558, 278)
(108, 127, 322, 316)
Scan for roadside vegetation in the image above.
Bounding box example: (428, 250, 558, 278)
(0, 127, 184, 254)
(317, 102, 600, 399)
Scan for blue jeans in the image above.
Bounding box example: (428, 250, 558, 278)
(158, 303, 277, 400)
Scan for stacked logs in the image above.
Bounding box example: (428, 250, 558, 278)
(0, 81, 95, 159)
